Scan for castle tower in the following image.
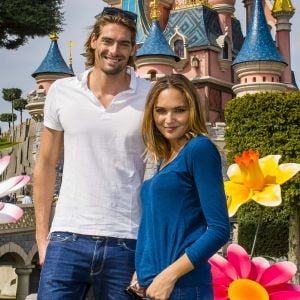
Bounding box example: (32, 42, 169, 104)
(232, 0, 287, 96)
(136, 0, 179, 80)
(209, 0, 236, 41)
(26, 33, 74, 122)
(272, 0, 295, 86)
(26, 33, 73, 160)
(243, 0, 254, 32)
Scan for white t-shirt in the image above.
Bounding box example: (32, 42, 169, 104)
(44, 68, 151, 239)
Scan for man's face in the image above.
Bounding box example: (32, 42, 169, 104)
(91, 23, 136, 75)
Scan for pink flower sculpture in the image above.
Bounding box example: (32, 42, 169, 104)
(209, 244, 300, 300)
(0, 155, 30, 224)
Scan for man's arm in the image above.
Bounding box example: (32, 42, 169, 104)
(33, 127, 63, 265)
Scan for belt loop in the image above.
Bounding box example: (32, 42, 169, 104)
(72, 233, 78, 241)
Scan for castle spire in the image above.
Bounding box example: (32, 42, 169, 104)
(273, 0, 295, 13)
(232, 0, 287, 96)
(32, 34, 74, 79)
(150, 0, 160, 21)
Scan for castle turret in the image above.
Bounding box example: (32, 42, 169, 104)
(136, 0, 179, 80)
(26, 33, 74, 122)
(26, 34, 74, 160)
(272, 0, 295, 86)
(210, 0, 236, 41)
(232, 0, 287, 96)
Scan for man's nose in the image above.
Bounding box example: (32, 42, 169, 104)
(109, 42, 120, 53)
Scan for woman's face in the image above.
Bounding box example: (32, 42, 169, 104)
(153, 87, 189, 146)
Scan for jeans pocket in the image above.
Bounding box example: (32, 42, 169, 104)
(49, 232, 74, 243)
(119, 240, 136, 252)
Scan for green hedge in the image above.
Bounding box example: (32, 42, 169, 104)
(224, 92, 300, 257)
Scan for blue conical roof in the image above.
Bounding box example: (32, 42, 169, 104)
(137, 20, 179, 62)
(233, 0, 286, 66)
(32, 39, 74, 77)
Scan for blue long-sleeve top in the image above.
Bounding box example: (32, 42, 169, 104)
(135, 135, 230, 287)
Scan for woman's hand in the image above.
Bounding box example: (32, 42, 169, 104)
(129, 272, 146, 298)
(146, 253, 195, 299)
(146, 269, 177, 300)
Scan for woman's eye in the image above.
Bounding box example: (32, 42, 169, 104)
(174, 108, 186, 113)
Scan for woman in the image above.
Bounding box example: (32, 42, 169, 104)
(131, 74, 230, 300)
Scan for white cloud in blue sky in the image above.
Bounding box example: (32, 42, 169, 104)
(0, 0, 299, 132)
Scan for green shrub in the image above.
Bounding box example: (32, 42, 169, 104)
(224, 92, 300, 257)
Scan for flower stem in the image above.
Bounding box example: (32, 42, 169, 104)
(250, 207, 264, 258)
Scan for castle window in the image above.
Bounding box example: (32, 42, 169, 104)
(191, 56, 199, 68)
(263, 76, 266, 82)
(174, 39, 184, 58)
(222, 41, 229, 59)
(272, 77, 274, 82)
(149, 70, 157, 81)
(253, 77, 256, 82)
(245, 78, 247, 83)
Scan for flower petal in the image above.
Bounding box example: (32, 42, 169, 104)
(267, 283, 300, 294)
(0, 156, 10, 176)
(252, 185, 281, 207)
(269, 290, 300, 300)
(259, 261, 297, 287)
(212, 285, 229, 300)
(227, 164, 243, 183)
(225, 182, 252, 217)
(209, 253, 238, 281)
(0, 175, 30, 198)
(251, 257, 270, 282)
(210, 263, 232, 285)
(259, 155, 281, 176)
(276, 163, 300, 185)
(227, 244, 252, 278)
(0, 203, 23, 224)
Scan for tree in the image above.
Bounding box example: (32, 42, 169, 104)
(0, 113, 17, 129)
(0, 0, 64, 49)
(2, 88, 21, 141)
(13, 98, 27, 124)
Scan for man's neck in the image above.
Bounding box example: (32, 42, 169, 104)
(88, 68, 131, 108)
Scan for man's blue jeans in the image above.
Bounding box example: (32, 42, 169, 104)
(38, 232, 136, 300)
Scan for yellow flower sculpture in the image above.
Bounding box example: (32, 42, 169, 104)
(224, 150, 300, 217)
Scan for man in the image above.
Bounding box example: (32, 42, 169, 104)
(34, 7, 151, 299)
(22, 191, 32, 204)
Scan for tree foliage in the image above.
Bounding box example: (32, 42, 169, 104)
(0, 0, 64, 49)
(13, 98, 28, 123)
(2, 88, 22, 102)
(0, 113, 17, 128)
(224, 92, 300, 257)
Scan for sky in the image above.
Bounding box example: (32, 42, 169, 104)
(0, 0, 299, 132)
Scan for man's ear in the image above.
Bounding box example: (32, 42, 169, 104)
(90, 33, 97, 49)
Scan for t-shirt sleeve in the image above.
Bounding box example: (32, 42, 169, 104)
(43, 82, 63, 131)
(185, 137, 230, 266)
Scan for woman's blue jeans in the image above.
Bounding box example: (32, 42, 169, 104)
(169, 285, 213, 300)
(38, 232, 136, 300)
